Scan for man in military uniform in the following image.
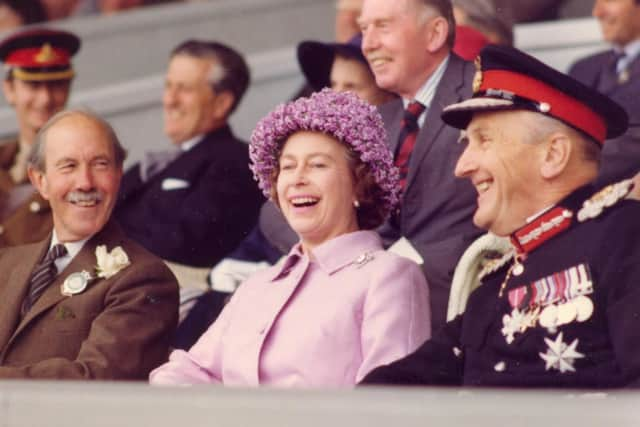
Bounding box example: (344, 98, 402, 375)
(0, 28, 79, 246)
(362, 45, 640, 388)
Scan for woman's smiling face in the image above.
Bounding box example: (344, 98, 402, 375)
(276, 131, 360, 252)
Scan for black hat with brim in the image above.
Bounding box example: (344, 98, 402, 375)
(297, 34, 367, 91)
(442, 44, 628, 144)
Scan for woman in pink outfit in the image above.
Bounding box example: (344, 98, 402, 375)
(150, 89, 431, 387)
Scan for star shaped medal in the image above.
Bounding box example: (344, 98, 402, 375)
(539, 332, 584, 373)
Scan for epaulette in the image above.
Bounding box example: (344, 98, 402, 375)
(577, 178, 635, 222)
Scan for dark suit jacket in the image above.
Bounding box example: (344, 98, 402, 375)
(377, 54, 482, 332)
(569, 50, 640, 184)
(0, 220, 179, 380)
(115, 126, 263, 268)
(0, 139, 53, 247)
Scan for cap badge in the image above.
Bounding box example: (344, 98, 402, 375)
(35, 43, 58, 64)
(472, 56, 482, 94)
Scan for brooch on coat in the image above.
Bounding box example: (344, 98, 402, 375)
(61, 245, 131, 296)
(353, 252, 374, 268)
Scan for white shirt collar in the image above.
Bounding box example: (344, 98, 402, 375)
(50, 230, 91, 275)
(402, 54, 450, 127)
(179, 134, 204, 152)
(616, 39, 640, 72)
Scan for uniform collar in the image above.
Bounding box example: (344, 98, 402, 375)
(509, 185, 593, 256)
(270, 230, 383, 281)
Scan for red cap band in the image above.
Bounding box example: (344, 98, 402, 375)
(480, 70, 607, 144)
(5, 46, 71, 68)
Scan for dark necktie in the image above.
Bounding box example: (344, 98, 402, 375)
(21, 244, 68, 316)
(616, 52, 631, 84)
(394, 101, 426, 190)
(598, 51, 626, 93)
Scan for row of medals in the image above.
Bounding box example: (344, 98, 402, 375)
(502, 263, 595, 342)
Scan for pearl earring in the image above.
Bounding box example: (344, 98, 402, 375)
(353, 200, 360, 208)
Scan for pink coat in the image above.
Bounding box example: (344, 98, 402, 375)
(150, 230, 431, 387)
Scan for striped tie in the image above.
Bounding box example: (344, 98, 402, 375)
(21, 244, 68, 316)
(394, 101, 426, 190)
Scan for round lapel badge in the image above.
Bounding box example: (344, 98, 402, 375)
(61, 271, 92, 296)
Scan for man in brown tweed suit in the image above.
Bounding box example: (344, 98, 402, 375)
(0, 110, 179, 380)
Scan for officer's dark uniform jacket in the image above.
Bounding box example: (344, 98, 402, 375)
(363, 179, 640, 388)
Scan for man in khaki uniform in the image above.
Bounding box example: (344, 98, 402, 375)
(0, 27, 79, 246)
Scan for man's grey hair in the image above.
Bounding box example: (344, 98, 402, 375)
(524, 112, 600, 165)
(28, 109, 127, 172)
(416, 0, 457, 49)
(170, 39, 250, 115)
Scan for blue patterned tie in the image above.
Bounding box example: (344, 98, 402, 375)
(21, 244, 67, 316)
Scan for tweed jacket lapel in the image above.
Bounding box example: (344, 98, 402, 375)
(10, 221, 127, 343)
(404, 55, 469, 192)
(0, 239, 47, 350)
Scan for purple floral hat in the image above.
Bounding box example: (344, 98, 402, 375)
(249, 88, 400, 216)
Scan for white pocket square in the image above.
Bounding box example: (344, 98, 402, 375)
(161, 178, 190, 191)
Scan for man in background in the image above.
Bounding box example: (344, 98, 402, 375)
(569, 0, 640, 183)
(358, 0, 481, 332)
(115, 39, 262, 269)
(0, 28, 79, 247)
